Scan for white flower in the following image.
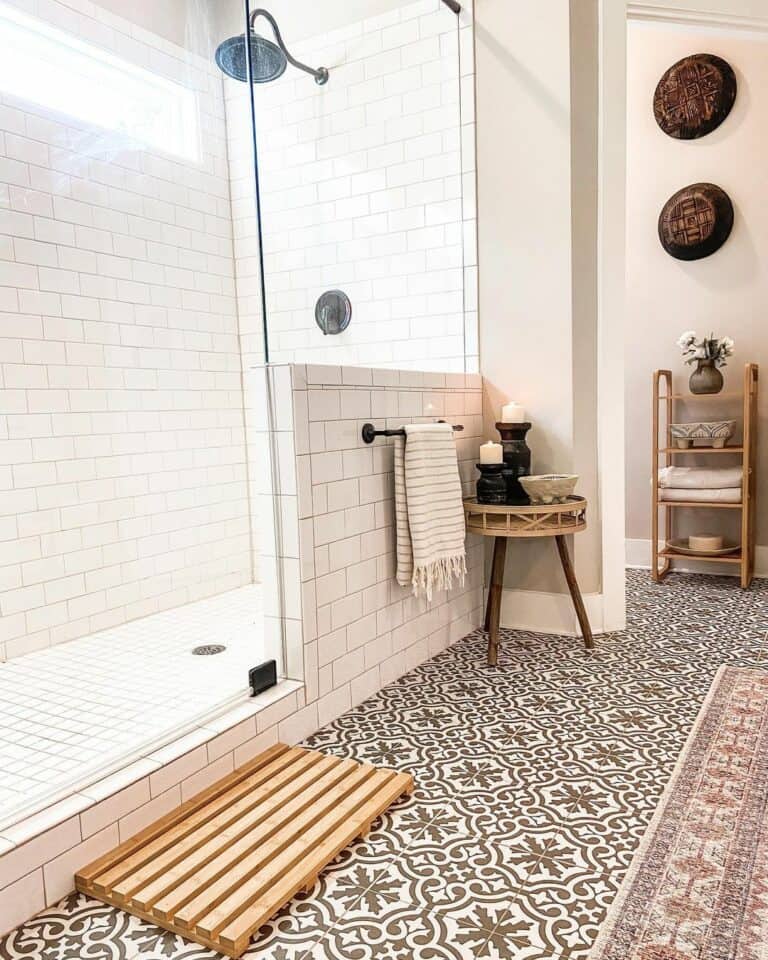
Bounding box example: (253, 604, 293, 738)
(677, 330, 697, 349)
(720, 336, 735, 353)
(694, 346, 707, 359)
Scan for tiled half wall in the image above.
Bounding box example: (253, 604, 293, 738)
(0, 362, 484, 934)
(264, 363, 484, 715)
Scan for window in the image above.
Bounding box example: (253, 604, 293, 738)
(0, 2, 199, 162)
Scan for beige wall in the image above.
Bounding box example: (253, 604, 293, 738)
(475, 0, 603, 598)
(570, 0, 601, 596)
(625, 20, 768, 562)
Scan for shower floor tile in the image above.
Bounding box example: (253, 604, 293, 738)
(0, 585, 264, 831)
(2, 570, 768, 959)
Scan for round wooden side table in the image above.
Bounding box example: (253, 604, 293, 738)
(464, 496, 595, 665)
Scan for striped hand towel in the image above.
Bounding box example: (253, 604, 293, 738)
(394, 422, 467, 600)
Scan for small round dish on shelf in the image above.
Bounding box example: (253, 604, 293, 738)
(667, 537, 739, 557)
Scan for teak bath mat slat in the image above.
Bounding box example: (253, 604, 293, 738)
(76, 743, 413, 958)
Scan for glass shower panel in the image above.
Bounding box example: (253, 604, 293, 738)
(248, 0, 470, 373)
(0, 0, 283, 829)
(217, 0, 301, 684)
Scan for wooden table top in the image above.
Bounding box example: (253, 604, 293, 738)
(463, 496, 587, 539)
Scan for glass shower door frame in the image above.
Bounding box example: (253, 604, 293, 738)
(240, 0, 295, 683)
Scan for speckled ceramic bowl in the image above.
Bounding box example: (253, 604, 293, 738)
(519, 474, 578, 505)
(670, 420, 736, 449)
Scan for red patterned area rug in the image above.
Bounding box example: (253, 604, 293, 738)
(589, 665, 768, 960)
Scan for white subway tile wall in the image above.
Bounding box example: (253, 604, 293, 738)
(0, 362, 484, 934)
(225, 0, 478, 373)
(0, 0, 252, 659)
(284, 362, 484, 727)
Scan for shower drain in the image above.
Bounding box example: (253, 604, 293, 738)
(191, 644, 227, 656)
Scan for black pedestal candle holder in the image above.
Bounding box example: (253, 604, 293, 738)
(496, 422, 532, 504)
(475, 463, 507, 504)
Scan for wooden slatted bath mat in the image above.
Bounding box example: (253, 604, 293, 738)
(76, 742, 413, 958)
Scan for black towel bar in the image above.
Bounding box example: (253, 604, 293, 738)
(361, 422, 464, 444)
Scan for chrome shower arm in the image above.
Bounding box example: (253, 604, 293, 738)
(249, 9, 329, 84)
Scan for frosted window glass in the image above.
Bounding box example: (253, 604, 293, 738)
(0, 2, 199, 161)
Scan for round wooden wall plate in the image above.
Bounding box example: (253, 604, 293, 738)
(654, 53, 737, 139)
(658, 183, 734, 261)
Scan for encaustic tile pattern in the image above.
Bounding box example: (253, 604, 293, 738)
(1, 570, 767, 960)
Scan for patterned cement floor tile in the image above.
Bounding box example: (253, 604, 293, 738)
(426, 784, 581, 847)
(499, 867, 621, 956)
(3, 570, 768, 960)
(0, 893, 233, 960)
(374, 824, 529, 922)
(479, 942, 562, 960)
(300, 895, 505, 960)
(540, 815, 648, 874)
(322, 811, 429, 879)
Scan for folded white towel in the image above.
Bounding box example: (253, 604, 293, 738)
(658, 466, 743, 490)
(660, 487, 741, 503)
(394, 423, 466, 600)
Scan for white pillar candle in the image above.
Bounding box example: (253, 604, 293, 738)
(479, 442, 503, 464)
(501, 402, 526, 423)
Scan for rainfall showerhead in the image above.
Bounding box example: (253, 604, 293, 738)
(215, 32, 287, 83)
(215, 8, 328, 86)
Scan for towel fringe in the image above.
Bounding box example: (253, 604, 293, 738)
(412, 552, 467, 601)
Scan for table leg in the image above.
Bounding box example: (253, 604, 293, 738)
(485, 537, 507, 666)
(555, 535, 594, 650)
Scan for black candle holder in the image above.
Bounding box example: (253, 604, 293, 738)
(496, 421, 532, 504)
(475, 462, 507, 504)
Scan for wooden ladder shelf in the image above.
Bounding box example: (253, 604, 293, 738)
(75, 743, 413, 958)
(651, 362, 759, 588)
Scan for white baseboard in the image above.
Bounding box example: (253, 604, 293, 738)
(625, 538, 661, 569)
(500, 588, 605, 637)
(626, 538, 768, 578)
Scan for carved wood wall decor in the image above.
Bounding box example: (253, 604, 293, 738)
(654, 54, 737, 139)
(658, 183, 734, 261)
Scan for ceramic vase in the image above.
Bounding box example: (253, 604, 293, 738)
(689, 359, 723, 395)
